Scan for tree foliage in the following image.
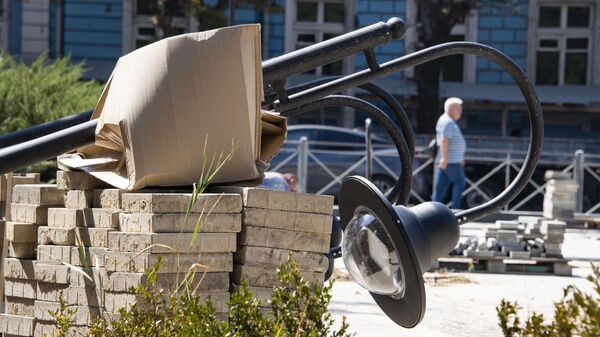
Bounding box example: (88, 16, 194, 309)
(413, 0, 515, 133)
(0, 52, 102, 134)
(144, 0, 282, 38)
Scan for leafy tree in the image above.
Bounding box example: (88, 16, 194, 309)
(142, 0, 281, 39)
(0, 52, 101, 134)
(413, 0, 514, 133)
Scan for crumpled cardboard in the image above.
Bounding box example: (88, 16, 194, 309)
(58, 24, 286, 190)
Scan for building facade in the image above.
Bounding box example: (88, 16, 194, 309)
(1, 0, 599, 138)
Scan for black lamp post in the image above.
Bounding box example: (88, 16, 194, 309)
(0, 17, 543, 329)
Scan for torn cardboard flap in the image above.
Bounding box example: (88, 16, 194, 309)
(58, 24, 286, 190)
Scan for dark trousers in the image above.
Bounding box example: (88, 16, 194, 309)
(432, 163, 465, 209)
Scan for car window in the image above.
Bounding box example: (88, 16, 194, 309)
(286, 129, 318, 141)
(318, 129, 364, 144)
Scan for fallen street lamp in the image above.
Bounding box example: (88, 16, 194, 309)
(0, 16, 543, 329)
(339, 176, 459, 327)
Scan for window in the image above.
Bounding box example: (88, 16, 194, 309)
(285, 0, 352, 76)
(533, 4, 593, 85)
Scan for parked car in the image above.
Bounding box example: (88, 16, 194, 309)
(268, 125, 428, 201)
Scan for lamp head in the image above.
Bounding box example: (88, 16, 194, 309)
(339, 176, 460, 328)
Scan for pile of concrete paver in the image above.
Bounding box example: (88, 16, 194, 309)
(0, 171, 333, 337)
(217, 187, 332, 312)
(456, 216, 566, 259)
(542, 171, 579, 220)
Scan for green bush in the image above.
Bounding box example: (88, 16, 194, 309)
(48, 257, 352, 337)
(0, 52, 102, 134)
(497, 264, 600, 337)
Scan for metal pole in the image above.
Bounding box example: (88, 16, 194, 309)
(574, 149, 584, 213)
(504, 150, 511, 211)
(297, 137, 309, 193)
(365, 118, 373, 180)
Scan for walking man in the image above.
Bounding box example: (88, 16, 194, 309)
(432, 97, 466, 209)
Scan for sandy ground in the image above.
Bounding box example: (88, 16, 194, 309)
(328, 227, 600, 337)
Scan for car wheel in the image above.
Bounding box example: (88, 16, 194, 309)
(371, 175, 395, 194)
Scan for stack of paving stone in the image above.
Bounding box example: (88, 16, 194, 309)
(460, 216, 566, 259)
(34, 172, 115, 336)
(540, 219, 566, 258)
(215, 187, 333, 310)
(0, 184, 65, 337)
(104, 191, 242, 320)
(0, 173, 41, 219)
(1, 170, 335, 335)
(543, 171, 579, 220)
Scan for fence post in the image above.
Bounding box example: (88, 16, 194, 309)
(297, 136, 309, 193)
(504, 150, 511, 211)
(365, 118, 373, 180)
(574, 149, 584, 213)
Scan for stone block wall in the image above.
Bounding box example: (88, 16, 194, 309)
(0, 172, 333, 336)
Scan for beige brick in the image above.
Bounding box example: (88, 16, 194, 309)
(6, 221, 40, 242)
(121, 192, 242, 213)
(234, 246, 328, 272)
(239, 226, 330, 253)
(247, 286, 273, 305)
(0, 314, 35, 336)
(1, 173, 40, 201)
(33, 322, 88, 337)
(48, 208, 120, 229)
(36, 282, 69, 302)
(83, 208, 120, 228)
(104, 291, 229, 314)
(3, 258, 36, 279)
(243, 207, 331, 233)
(38, 227, 75, 245)
(68, 267, 107, 288)
(8, 241, 36, 259)
(10, 203, 48, 224)
(93, 188, 125, 209)
(12, 184, 65, 206)
(34, 322, 88, 337)
(37, 245, 71, 264)
(5, 297, 35, 316)
(35, 263, 70, 284)
(104, 251, 232, 273)
(75, 227, 114, 247)
(47, 208, 82, 228)
(4, 278, 37, 299)
(65, 190, 93, 209)
(35, 300, 101, 325)
(233, 265, 324, 288)
(63, 286, 103, 307)
(108, 232, 236, 253)
(104, 272, 229, 293)
(119, 212, 241, 233)
(36, 284, 103, 307)
(210, 187, 334, 215)
(70, 247, 107, 268)
(56, 170, 107, 190)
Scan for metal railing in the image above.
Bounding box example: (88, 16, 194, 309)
(270, 128, 600, 215)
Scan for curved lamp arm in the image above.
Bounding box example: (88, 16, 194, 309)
(274, 42, 543, 224)
(286, 95, 413, 206)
